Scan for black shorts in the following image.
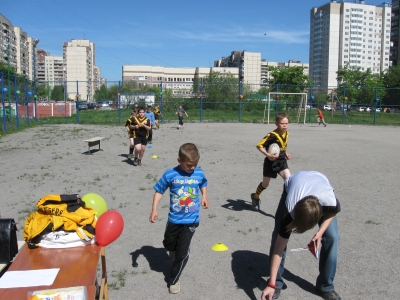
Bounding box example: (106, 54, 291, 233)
(263, 157, 288, 178)
(134, 137, 148, 145)
(155, 115, 159, 120)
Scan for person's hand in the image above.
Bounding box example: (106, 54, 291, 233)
(149, 211, 158, 223)
(201, 197, 209, 209)
(261, 286, 275, 300)
(311, 232, 323, 250)
(286, 152, 291, 160)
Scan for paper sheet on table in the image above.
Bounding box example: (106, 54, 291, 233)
(0, 268, 59, 288)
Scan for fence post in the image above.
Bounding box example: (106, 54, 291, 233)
(118, 81, 121, 123)
(239, 81, 242, 122)
(76, 80, 80, 124)
(64, 81, 67, 122)
(342, 86, 346, 123)
(275, 84, 279, 116)
(26, 78, 31, 125)
(200, 82, 203, 122)
(14, 75, 20, 128)
(160, 82, 163, 122)
(1, 72, 7, 132)
(374, 87, 379, 124)
(309, 86, 313, 123)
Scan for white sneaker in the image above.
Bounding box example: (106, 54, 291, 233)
(169, 281, 180, 294)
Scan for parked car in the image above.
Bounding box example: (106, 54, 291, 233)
(358, 107, 366, 112)
(76, 102, 88, 110)
(375, 108, 381, 112)
(365, 107, 372, 112)
(100, 103, 112, 110)
(87, 102, 99, 109)
(323, 105, 332, 111)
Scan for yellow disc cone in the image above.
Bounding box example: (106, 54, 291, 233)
(152, 155, 158, 158)
(211, 242, 228, 252)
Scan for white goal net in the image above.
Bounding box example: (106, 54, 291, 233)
(263, 92, 308, 124)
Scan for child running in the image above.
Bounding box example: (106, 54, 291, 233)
(150, 143, 209, 294)
(251, 112, 291, 210)
(125, 111, 136, 159)
(153, 104, 163, 129)
(132, 108, 151, 166)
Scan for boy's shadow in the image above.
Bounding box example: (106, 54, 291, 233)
(231, 250, 315, 300)
(222, 199, 275, 218)
(130, 246, 171, 283)
(119, 154, 137, 166)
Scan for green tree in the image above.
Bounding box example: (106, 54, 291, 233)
(94, 84, 109, 101)
(263, 66, 312, 93)
(200, 70, 238, 109)
(382, 65, 400, 105)
(50, 85, 64, 101)
(336, 65, 385, 105)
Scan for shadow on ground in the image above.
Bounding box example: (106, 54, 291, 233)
(130, 246, 171, 283)
(222, 199, 275, 218)
(231, 250, 316, 299)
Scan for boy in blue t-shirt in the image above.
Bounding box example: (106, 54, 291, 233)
(150, 143, 209, 294)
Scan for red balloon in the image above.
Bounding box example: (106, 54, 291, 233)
(95, 210, 124, 247)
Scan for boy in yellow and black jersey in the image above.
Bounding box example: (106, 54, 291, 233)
(153, 105, 163, 129)
(132, 108, 151, 166)
(125, 111, 136, 159)
(251, 112, 291, 210)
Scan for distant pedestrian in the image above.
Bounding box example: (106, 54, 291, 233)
(175, 105, 188, 129)
(153, 105, 163, 129)
(132, 108, 151, 166)
(317, 108, 327, 127)
(125, 111, 136, 159)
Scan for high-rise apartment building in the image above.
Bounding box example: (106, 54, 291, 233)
(0, 14, 39, 81)
(390, 0, 399, 65)
(63, 39, 96, 101)
(310, 0, 392, 88)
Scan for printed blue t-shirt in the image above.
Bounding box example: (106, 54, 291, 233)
(153, 166, 208, 224)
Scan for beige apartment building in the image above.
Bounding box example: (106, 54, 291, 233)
(215, 50, 309, 90)
(63, 39, 97, 101)
(310, 0, 391, 87)
(122, 65, 237, 97)
(0, 14, 39, 82)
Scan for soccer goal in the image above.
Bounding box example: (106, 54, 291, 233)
(263, 92, 308, 124)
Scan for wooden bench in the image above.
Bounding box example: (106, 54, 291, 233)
(84, 137, 105, 154)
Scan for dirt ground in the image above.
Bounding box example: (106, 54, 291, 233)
(0, 121, 399, 299)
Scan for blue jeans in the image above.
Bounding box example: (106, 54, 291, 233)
(269, 190, 339, 292)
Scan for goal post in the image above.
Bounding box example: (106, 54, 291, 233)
(264, 92, 308, 124)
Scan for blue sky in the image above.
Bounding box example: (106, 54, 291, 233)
(2, 0, 387, 81)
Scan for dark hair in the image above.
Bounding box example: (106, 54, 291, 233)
(286, 196, 322, 234)
(179, 143, 200, 161)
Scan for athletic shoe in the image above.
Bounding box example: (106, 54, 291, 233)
(169, 251, 175, 260)
(177, 127, 179, 130)
(315, 287, 341, 300)
(169, 281, 180, 294)
(137, 159, 142, 166)
(133, 158, 138, 166)
(251, 193, 260, 210)
(272, 288, 281, 299)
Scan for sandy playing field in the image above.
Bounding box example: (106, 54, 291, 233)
(1, 122, 399, 299)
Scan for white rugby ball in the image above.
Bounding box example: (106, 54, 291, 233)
(267, 143, 280, 160)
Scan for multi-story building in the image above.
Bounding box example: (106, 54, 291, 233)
(93, 66, 101, 91)
(122, 65, 236, 97)
(310, 0, 392, 88)
(0, 14, 38, 82)
(215, 51, 309, 90)
(36, 49, 48, 83)
(390, 0, 399, 66)
(63, 39, 96, 101)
